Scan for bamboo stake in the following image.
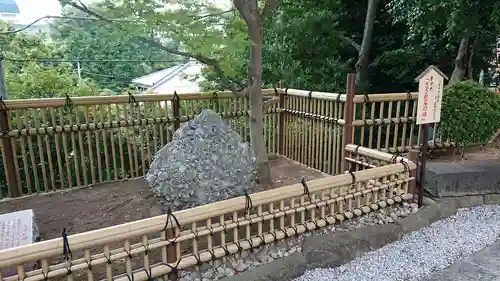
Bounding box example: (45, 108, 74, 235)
(92, 105, 103, 182)
(108, 104, 118, 180)
(376, 102, 384, 150)
(75, 107, 88, 185)
(68, 106, 81, 186)
(393, 101, 401, 151)
(34, 110, 48, 192)
(51, 108, 65, 189)
(116, 104, 125, 179)
(384, 101, 393, 150)
(26, 109, 40, 192)
(83, 106, 96, 184)
(12, 111, 22, 195)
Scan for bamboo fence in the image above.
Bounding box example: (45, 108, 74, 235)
(0, 89, 280, 198)
(0, 146, 416, 281)
(0, 81, 456, 199)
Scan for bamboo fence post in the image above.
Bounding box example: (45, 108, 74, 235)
(0, 103, 19, 197)
(278, 80, 285, 156)
(342, 73, 356, 172)
(407, 149, 419, 202)
(172, 92, 180, 131)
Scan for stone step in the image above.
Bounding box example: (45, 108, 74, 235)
(425, 159, 500, 197)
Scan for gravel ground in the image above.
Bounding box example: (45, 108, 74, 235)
(178, 202, 419, 281)
(293, 205, 500, 281)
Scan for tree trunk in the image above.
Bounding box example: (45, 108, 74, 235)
(467, 34, 479, 79)
(248, 26, 271, 184)
(450, 31, 471, 84)
(355, 0, 379, 92)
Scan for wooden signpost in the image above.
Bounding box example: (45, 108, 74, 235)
(415, 65, 448, 206)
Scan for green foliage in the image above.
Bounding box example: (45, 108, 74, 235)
(0, 21, 100, 99)
(52, 4, 185, 91)
(440, 81, 500, 145)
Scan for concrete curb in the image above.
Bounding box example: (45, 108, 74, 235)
(221, 195, 500, 281)
(220, 252, 306, 281)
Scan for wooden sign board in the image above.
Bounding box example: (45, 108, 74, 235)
(415, 65, 448, 125)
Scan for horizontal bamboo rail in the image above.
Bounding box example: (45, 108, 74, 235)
(2, 89, 276, 109)
(279, 89, 347, 102)
(0, 146, 416, 281)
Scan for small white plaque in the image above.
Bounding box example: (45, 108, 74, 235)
(0, 209, 34, 250)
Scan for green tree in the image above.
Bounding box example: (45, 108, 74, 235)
(51, 5, 185, 91)
(60, 0, 282, 183)
(0, 21, 99, 98)
(389, 0, 500, 84)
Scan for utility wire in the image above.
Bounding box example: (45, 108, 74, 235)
(0, 8, 236, 36)
(3, 56, 193, 63)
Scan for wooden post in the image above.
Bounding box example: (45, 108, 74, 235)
(166, 229, 178, 280)
(342, 73, 356, 172)
(278, 80, 286, 156)
(172, 91, 180, 131)
(407, 149, 419, 202)
(0, 54, 19, 198)
(419, 123, 430, 207)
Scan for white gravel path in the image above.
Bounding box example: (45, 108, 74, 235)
(293, 205, 500, 281)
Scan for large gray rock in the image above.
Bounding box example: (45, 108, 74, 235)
(146, 109, 257, 211)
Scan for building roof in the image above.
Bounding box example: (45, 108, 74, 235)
(132, 61, 205, 94)
(0, 0, 19, 14)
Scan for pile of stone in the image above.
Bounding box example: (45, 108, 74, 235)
(146, 109, 257, 211)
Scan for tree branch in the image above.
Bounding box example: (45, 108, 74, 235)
(59, 0, 248, 96)
(261, 0, 282, 20)
(335, 31, 361, 52)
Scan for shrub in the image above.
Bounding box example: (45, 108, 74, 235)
(440, 80, 500, 146)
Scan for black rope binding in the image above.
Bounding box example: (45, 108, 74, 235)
(348, 168, 356, 189)
(162, 208, 181, 239)
(244, 191, 253, 216)
(128, 90, 137, 104)
(400, 158, 410, 173)
(364, 93, 370, 103)
(62, 228, 72, 261)
(0, 96, 7, 111)
(64, 94, 73, 110)
(143, 268, 154, 281)
(301, 178, 312, 202)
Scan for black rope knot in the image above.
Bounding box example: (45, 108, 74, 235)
(162, 208, 181, 238)
(244, 191, 253, 216)
(348, 169, 356, 189)
(62, 228, 72, 261)
(301, 178, 312, 201)
(64, 94, 73, 110)
(0, 96, 7, 111)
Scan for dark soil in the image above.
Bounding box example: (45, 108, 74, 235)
(0, 156, 325, 241)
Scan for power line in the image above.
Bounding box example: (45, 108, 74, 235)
(81, 71, 136, 80)
(3, 56, 192, 63)
(0, 8, 236, 35)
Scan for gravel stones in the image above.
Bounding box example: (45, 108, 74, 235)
(177, 202, 420, 281)
(146, 109, 257, 211)
(293, 205, 500, 281)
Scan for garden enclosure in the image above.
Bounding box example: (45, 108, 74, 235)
(0, 144, 417, 281)
(0, 75, 451, 199)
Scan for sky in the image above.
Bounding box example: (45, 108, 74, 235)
(14, 0, 95, 24)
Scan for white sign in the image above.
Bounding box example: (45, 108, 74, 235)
(415, 66, 448, 125)
(0, 209, 34, 251)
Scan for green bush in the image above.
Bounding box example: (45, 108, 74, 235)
(440, 80, 500, 146)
